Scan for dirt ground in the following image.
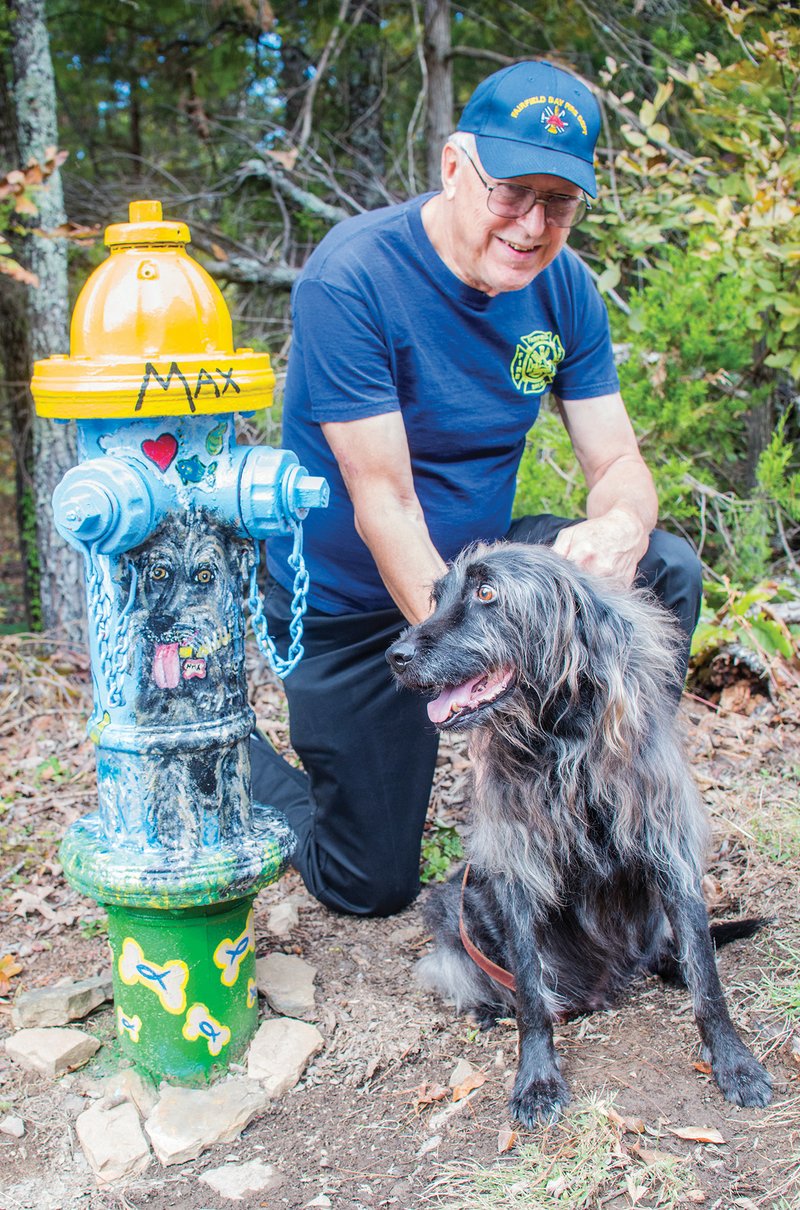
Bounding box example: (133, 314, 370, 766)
(0, 637, 798, 1210)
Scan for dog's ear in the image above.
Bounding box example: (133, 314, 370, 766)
(574, 591, 636, 756)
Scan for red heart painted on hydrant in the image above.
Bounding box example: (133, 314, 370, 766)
(141, 433, 178, 472)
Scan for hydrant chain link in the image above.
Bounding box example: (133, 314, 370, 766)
(246, 521, 309, 679)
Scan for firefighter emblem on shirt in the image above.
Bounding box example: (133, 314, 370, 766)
(510, 330, 565, 395)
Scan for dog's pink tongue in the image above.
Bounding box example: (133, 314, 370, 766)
(153, 642, 181, 689)
(427, 680, 476, 724)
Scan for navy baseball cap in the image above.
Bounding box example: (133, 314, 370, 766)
(457, 60, 601, 197)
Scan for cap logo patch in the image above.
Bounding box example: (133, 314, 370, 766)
(541, 104, 568, 134)
(510, 94, 588, 137)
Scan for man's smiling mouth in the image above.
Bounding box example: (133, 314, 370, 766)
(499, 237, 538, 254)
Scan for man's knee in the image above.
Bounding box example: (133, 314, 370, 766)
(310, 864, 420, 918)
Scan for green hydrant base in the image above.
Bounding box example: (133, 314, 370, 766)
(107, 897, 258, 1085)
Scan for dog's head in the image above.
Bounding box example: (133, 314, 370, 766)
(387, 542, 680, 743)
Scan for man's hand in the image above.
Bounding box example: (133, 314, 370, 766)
(552, 508, 649, 587)
(556, 392, 658, 586)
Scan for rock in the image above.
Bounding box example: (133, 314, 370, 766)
(4, 1027, 100, 1077)
(199, 1158, 284, 1200)
(266, 902, 299, 937)
(0, 1115, 25, 1139)
(255, 953, 316, 1019)
(247, 1018, 324, 1096)
(11, 974, 113, 1029)
(144, 1078, 269, 1167)
(448, 1058, 475, 1087)
(75, 1101, 151, 1185)
(100, 1068, 159, 1118)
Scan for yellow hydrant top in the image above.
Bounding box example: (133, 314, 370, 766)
(31, 200, 274, 419)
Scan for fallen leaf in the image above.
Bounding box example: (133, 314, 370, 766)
(625, 1175, 648, 1204)
(605, 1105, 646, 1133)
(630, 1141, 681, 1164)
(405, 1082, 449, 1114)
(692, 1060, 713, 1075)
(686, 1192, 707, 1204)
(497, 1124, 518, 1153)
(0, 954, 23, 996)
(452, 1070, 487, 1101)
(667, 1126, 726, 1145)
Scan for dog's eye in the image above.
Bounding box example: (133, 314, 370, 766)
(476, 583, 496, 603)
(151, 565, 169, 582)
(195, 568, 214, 585)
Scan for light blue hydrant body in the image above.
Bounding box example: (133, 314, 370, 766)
(31, 201, 327, 1081)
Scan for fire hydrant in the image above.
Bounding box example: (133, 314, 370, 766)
(30, 200, 328, 1084)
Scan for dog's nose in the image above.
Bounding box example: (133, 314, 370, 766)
(386, 639, 416, 671)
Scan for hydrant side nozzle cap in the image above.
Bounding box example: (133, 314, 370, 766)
(105, 198, 190, 248)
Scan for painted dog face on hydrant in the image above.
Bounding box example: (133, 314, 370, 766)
(123, 509, 250, 726)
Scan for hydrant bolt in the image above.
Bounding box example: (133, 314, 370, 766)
(293, 475, 330, 515)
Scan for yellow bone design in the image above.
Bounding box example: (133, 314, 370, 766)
(118, 937, 189, 1015)
(183, 1003, 231, 1057)
(117, 1004, 142, 1044)
(213, 909, 255, 987)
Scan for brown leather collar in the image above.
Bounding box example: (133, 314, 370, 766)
(458, 863, 517, 992)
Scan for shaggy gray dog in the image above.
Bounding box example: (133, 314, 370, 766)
(387, 542, 772, 1127)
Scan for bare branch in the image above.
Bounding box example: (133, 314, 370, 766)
(202, 253, 298, 289)
(237, 157, 350, 224)
(294, 0, 353, 152)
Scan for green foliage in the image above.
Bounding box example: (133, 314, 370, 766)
(79, 915, 108, 940)
(691, 579, 799, 669)
(420, 819, 463, 884)
(514, 406, 586, 521)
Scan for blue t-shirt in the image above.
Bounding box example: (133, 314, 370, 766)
(266, 195, 619, 614)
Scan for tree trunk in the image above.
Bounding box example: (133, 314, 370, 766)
(9, 0, 84, 633)
(0, 42, 37, 627)
(424, 0, 452, 191)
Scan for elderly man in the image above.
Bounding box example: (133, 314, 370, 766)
(251, 60, 702, 917)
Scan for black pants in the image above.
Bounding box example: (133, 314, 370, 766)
(250, 517, 703, 917)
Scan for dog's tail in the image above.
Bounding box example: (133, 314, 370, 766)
(651, 917, 770, 985)
(710, 917, 770, 947)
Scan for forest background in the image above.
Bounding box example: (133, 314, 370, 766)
(0, 0, 798, 675)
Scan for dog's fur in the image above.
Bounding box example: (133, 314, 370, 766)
(387, 542, 772, 1126)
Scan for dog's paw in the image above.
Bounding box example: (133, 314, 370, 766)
(509, 1072, 571, 1128)
(713, 1046, 772, 1108)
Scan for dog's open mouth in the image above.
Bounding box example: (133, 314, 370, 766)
(427, 666, 515, 728)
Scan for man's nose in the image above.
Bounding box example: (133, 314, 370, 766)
(513, 201, 548, 239)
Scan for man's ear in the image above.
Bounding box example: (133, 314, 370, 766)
(440, 142, 461, 199)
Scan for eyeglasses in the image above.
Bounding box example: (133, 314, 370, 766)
(458, 145, 590, 229)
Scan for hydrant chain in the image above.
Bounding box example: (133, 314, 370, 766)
(246, 522, 309, 680)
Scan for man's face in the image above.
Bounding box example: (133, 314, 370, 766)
(441, 145, 578, 297)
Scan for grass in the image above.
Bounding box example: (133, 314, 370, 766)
(760, 940, 800, 1024)
(425, 1096, 699, 1209)
(748, 773, 800, 865)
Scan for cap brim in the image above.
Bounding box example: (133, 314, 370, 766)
(474, 134, 597, 197)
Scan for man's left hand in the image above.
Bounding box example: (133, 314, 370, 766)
(552, 509, 649, 587)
